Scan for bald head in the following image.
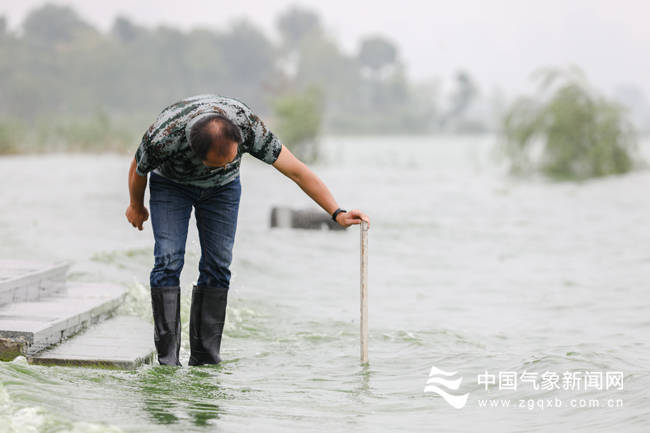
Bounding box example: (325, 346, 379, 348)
(189, 114, 242, 167)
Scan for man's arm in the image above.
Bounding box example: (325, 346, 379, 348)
(272, 145, 370, 228)
(125, 157, 150, 230)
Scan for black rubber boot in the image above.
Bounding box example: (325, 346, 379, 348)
(188, 285, 228, 366)
(150, 286, 182, 366)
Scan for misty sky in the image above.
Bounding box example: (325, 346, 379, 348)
(2, 0, 649, 99)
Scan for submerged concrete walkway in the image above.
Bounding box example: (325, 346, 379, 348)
(30, 315, 155, 369)
(0, 260, 70, 304)
(0, 260, 155, 369)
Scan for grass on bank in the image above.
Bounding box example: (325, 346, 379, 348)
(0, 112, 144, 155)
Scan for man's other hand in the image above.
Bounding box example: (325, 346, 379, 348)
(335, 209, 370, 229)
(126, 204, 149, 230)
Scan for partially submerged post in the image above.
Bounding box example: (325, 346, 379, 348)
(270, 206, 344, 230)
(360, 220, 369, 364)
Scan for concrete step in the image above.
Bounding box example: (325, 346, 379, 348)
(0, 282, 126, 359)
(29, 315, 155, 369)
(0, 260, 71, 305)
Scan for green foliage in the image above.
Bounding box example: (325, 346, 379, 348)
(500, 68, 638, 180)
(273, 87, 324, 163)
(0, 119, 24, 154)
(38, 111, 137, 153)
(0, 3, 438, 155)
(0, 113, 139, 155)
(0, 5, 279, 119)
(23, 4, 94, 44)
(219, 20, 278, 105)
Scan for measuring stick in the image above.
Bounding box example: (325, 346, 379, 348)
(360, 220, 369, 364)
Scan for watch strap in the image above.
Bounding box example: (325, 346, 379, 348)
(331, 208, 346, 222)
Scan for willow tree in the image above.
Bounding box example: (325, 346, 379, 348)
(500, 67, 638, 180)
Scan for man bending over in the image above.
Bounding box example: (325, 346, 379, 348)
(126, 94, 370, 366)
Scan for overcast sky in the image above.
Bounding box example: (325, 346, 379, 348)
(2, 0, 649, 98)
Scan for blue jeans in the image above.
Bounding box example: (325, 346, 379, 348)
(148, 171, 241, 289)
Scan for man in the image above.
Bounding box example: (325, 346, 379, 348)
(125, 94, 370, 366)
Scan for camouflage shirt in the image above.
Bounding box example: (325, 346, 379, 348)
(134, 94, 282, 187)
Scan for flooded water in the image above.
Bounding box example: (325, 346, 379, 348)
(0, 135, 649, 432)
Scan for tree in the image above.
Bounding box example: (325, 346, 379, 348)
(22, 4, 94, 44)
(273, 87, 324, 163)
(500, 67, 638, 180)
(357, 36, 397, 72)
(219, 20, 277, 109)
(447, 71, 477, 120)
(276, 6, 321, 49)
(293, 34, 361, 114)
(0, 2, 437, 149)
(111, 16, 142, 43)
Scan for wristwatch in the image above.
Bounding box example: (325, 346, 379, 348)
(331, 208, 347, 222)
